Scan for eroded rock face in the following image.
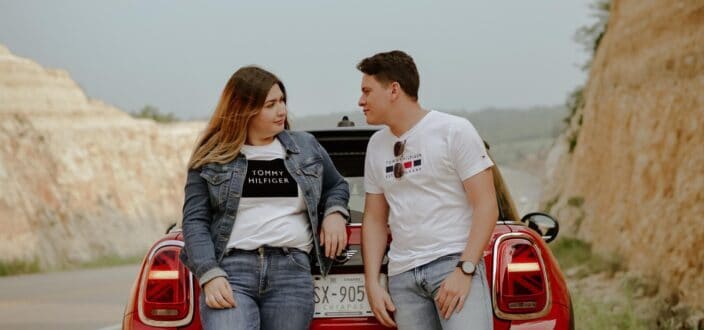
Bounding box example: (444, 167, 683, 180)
(542, 0, 704, 308)
(0, 44, 205, 267)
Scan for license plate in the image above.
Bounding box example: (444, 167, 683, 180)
(313, 273, 386, 318)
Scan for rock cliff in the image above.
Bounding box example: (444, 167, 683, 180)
(543, 0, 704, 308)
(0, 44, 205, 268)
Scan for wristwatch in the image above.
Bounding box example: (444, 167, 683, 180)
(456, 260, 476, 276)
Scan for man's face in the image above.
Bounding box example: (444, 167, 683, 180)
(358, 74, 392, 125)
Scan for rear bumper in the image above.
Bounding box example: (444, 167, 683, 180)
(312, 317, 389, 329)
(505, 302, 572, 330)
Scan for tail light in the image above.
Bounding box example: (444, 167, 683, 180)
(138, 241, 194, 327)
(492, 233, 551, 320)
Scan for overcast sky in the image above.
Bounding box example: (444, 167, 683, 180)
(0, 1, 592, 119)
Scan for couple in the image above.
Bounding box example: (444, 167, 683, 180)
(180, 50, 498, 330)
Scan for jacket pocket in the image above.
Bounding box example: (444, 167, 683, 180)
(300, 162, 323, 178)
(200, 169, 232, 207)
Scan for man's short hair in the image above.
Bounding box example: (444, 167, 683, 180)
(357, 50, 419, 100)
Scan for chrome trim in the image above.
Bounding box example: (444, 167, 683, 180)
(497, 221, 555, 241)
(336, 223, 361, 263)
(491, 232, 552, 320)
(137, 240, 195, 327)
(497, 220, 523, 226)
(334, 248, 358, 263)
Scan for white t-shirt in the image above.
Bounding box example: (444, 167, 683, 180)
(227, 138, 312, 253)
(364, 110, 494, 276)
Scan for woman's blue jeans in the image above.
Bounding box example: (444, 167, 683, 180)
(199, 247, 315, 330)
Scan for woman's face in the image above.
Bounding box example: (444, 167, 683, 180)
(247, 84, 287, 144)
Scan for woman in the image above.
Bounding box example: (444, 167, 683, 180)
(180, 66, 350, 330)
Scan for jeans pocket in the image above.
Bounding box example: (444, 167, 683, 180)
(288, 251, 312, 272)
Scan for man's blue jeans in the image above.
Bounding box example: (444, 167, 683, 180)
(388, 254, 493, 330)
(199, 247, 315, 330)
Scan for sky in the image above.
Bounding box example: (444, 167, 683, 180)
(0, 1, 593, 120)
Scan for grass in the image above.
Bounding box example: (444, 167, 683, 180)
(550, 236, 622, 278)
(567, 196, 585, 208)
(0, 259, 40, 277)
(544, 195, 560, 214)
(550, 236, 651, 329)
(0, 253, 143, 277)
(572, 291, 646, 330)
(68, 254, 144, 270)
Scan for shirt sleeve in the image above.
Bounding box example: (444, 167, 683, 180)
(364, 135, 384, 194)
(450, 119, 494, 181)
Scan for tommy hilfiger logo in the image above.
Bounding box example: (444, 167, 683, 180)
(385, 153, 423, 180)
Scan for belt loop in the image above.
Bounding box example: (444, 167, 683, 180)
(282, 247, 289, 255)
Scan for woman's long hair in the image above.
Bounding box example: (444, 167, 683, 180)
(188, 66, 289, 169)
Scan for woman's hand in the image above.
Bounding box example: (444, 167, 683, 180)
(203, 276, 236, 309)
(320, 212, 348, 258)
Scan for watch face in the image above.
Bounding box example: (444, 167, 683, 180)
(462, 261, 475, 274)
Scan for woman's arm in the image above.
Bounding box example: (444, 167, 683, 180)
(315, 140, 350, 258)
(181, 169, 227, 286)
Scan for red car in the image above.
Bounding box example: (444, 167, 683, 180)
(122, 128, 573, 330)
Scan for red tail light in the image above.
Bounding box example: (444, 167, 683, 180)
(138, 241, 194, 327)
(492, 233, 551, 320)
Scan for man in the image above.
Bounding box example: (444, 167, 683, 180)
(358, 50, 497, 330)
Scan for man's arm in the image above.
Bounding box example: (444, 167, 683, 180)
(459, 167, 498, 272)
(362, 193, 396, 328)
(435, 167, 498, 319)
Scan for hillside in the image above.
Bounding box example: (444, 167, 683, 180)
(0, 44, 205, 268)
(542, 0, 704, 311)
(294, 106, 568, 167)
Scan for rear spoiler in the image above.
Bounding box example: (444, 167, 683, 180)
(307, 129, 377, 177)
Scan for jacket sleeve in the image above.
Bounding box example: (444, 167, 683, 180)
(315, 140, 351, 222)
(180, 169, 227, 286)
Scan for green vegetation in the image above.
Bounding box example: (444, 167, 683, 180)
(550, 236, 622, 278)
(0, 259, 40, 276)
(68, 254, 143, 270)
(572, 291, 645, 330)
(567, 196, 585, 208)
(131, 105, 179, 123)
(544, 195, 560, 213)
(574, 0, 611, 71)
(565, 86, 584, 153)
(0, 254, 143, 277)
(565, 0, 611, 153)
(550, 236, 647, 329)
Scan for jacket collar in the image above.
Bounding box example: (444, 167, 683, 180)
(275, 130, 300, 154)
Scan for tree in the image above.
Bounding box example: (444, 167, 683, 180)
(131, 105, 178, 123)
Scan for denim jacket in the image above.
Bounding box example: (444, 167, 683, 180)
(180, 130, 350, 286)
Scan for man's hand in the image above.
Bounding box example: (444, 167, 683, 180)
(203, 276, 236, 309)
(435, 269, 472, 319)
(366, 282, 397, 328)
(320, 212, 348, 258)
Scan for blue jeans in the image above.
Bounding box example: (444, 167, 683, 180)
(388, 254, 493, 330)
(199, 247, 315, 330)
